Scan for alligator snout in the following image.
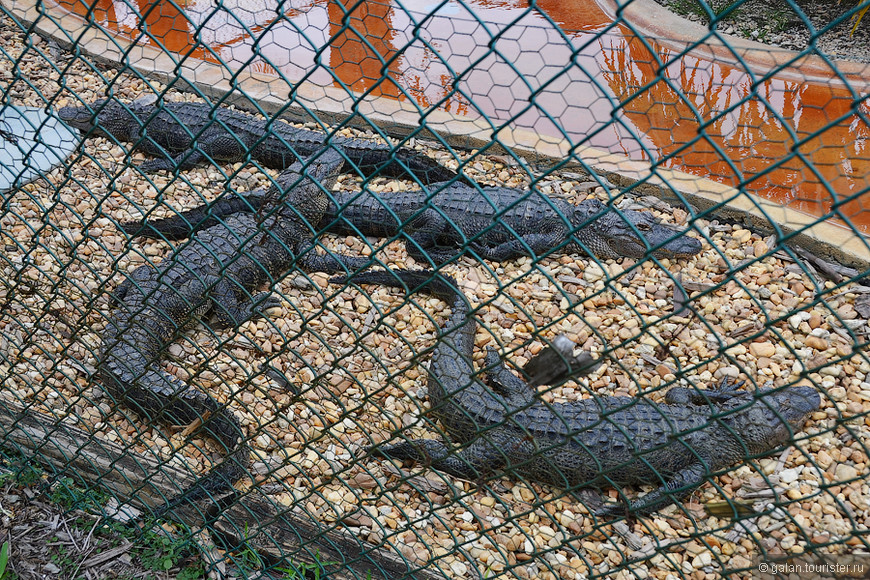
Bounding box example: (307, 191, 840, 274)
(656, 232, 703, 258)
(58, 101, 104, 132)
(782, 386, 822, 422)
(591, 207, 703, 260)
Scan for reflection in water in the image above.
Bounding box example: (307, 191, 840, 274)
(54, 0, 869, 231)
(328, 0, 400, 98)
(598, 31, 870, 227)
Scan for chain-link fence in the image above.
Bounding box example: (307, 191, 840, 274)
(0, 0, 868, 578)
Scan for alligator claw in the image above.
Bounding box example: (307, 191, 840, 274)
(592, 500, 625, 519)
(593, 498, 638, 522)
(260, 363, 299, 394)
(713, 376, 747, 396)
(255, 294, 284, 313)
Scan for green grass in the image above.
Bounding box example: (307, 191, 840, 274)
(47, 477, 109, 512)
(0, 541, 14, 580)
(274, 551, 339, 580)
(667, 0, 744, 23)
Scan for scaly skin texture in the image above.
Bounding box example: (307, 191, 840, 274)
(332, 269, 820, 516)
(58, 99, 458, 184)
(102, 150, 368, 515)
(120, 182, 703, 263)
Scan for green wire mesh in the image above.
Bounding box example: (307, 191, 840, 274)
(0, 0, 868, 578)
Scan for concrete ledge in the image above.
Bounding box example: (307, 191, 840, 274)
(7, 0, 868, 268)
(598, 0, 870, 91)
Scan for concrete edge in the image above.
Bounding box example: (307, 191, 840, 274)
(9, 0, 869, 269)
(597, 0, 870, 91)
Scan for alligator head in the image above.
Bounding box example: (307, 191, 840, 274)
(571, 200, 702, 260)
(58, 98, 141, 141)
(718, 385, 820, 458)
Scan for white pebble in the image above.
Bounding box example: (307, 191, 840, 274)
(779, 467, 800, 484)
(788, 312, 811, 329)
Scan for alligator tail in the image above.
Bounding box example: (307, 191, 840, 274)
(150, 407, 250, 519)
(119, 192, 264, 240)
(118, 149, 342, 241)
(100, 339, 250, 519)
(330, 269, 475, 356)
(392, 149, 460, 185)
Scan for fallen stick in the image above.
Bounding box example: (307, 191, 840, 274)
(0, 401, 443, 580)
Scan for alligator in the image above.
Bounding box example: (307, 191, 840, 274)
(58, 99, 458, 184)
(119, 181, 703, 264)
(332, 269, 820, 516)
(102, 149, 368, 516)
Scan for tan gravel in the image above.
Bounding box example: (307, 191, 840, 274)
(1, 14, 868, 580)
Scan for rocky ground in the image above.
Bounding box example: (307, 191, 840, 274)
(654, 0, 870, 63)
(0, 9, 869, 580)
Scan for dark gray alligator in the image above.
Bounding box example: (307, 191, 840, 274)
(119, 181, 702, 263)
(332, 269, 820, 516)
(102, 149, 368, 516)
(58, 99, 458, 184)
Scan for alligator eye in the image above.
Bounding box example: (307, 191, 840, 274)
(637, 222, 651, 231)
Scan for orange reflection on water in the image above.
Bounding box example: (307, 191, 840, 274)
(53, 0, 869, 232)
(598, 31, 870, 229)
(327, 0, 401, 98)
(59, 0, 209, 61)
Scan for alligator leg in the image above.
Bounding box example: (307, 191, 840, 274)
(403, 209, 460, 263)
(470, 233, 564, 262)
(372, 438, 508, 481)
(112, 264, 157, 304)
(139, 149, 208, 173)
(390, 149, 460, 184)
(207, 277, 282, 328)
(569, 489, 608, 514)
(482, 339, 599, 396)
(664, 377, 746, 405)
(139, 126, 253, 172)
(595, 463, 706, 517)
(405, 243, 460, 265)
(293, 241, 371, 274)
(482, 347, 536, 402)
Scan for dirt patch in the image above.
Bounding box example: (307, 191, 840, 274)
(653, 0, 870, 63)
(0, 470, 205, 580)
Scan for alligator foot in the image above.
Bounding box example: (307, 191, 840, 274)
(665, 377, 746, 405)
(371, 438, 503, 482)
(593, 499, 631, 520)
(138, 149, 207, 173)
(260, 363, 301, 395)
(568, 488, 608, 514)
(469, 234, 560, 262)
(211, 291, 283, 328)
(482, 347, 535, 401)
(405, 243, 459, 266)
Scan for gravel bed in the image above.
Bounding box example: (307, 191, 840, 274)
(653, 0, 870, 64)
(1, 15, 869, 580)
